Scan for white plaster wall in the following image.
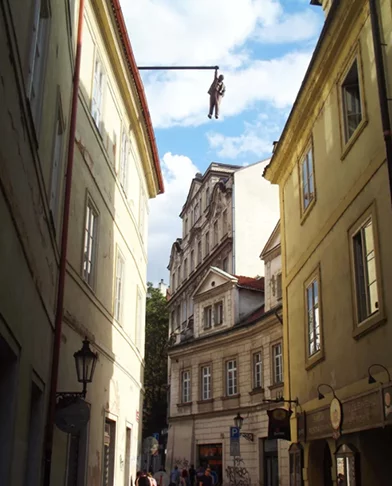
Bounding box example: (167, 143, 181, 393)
(233, 161, 279, 277)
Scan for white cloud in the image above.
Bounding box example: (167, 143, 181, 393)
(147, 153, 199, 283)
(121, 0, 322, 128)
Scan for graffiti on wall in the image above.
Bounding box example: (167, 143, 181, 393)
(225, 457, 251, 486)
(173, 457, 190, 470)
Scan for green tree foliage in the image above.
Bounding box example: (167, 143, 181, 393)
(143, 282, 169, 438)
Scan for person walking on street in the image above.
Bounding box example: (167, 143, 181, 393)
(199, 468, 213, 486)
(189, 465, 196, 486)
(170, 465, 180, 486)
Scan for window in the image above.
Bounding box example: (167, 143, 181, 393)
(205, 232, 210, 255)
(103, 419, 116, 486)
(277, 273, 282, 300)
(184, 218, 188, 237)
(204, 306, 212, 329)
(214, 302, 223, 325)
(289, 443, 304, 486)
(178, 264, 182, 283)
(190, 250, 195, 272)
(194, 202, 200, 223)
(119, 128, 129, 193)
(183, 259, 188, 280)
(205, 188, 210, 209)
(222, 209, 228, 235)
(67, 422, 89, 486)
(306, 279, 320, 356)
(223, 257, 228, 273)
(198, 241, 202, 265)
(201, 366, 211, 401)
(182, 370, 191, 403)
(114, 251, 125, 323)
(176, 307, 181, 332)
(171, 311, 176, 333)
(49, 104, 65, 227)
(27, 0, 50, 126)
(172, 272, 176, 292)
(182, 300, 187, 329)
(352, 217, 379, 323)
(272, 343, 283, 384)
(136, 288, 143, 350)
(226, 359, 238, 396)
(253, 352, 262, 389)
(342, 59, 362, 142)
(83, 201, 98, 287)
(91, 55, 104, 129)
(301, 147, 315, 212)
(214, 221, 218, 246)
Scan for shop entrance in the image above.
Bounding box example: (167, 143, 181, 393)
(308, 440, 332, 486)
(198, 444, 222, 485)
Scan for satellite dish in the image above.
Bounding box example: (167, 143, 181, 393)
(55, 397, 90, 434)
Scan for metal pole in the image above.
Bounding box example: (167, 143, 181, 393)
(233, 456, 236, 486)
(138, 65, 219, 71)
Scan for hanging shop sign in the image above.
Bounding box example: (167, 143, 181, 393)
(382, 383, 392, 423)
(267, 408, 292, 441)
(330, 397, 342, 439)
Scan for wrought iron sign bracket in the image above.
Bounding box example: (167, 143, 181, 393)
(56, 391, 86, 400)
(263, 397, 299, 406)
(240, 432, 254, 442)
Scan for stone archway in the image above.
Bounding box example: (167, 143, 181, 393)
(307, 440, 333, 486)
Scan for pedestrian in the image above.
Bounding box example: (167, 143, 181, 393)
(137, 470, 151, 486)
(189, 464, 196, 486)
(148, 472, 157, 486)
(199, 468, 213, 486)
(180, 469, 189, 486)
(170, 465, 180, 486)
(207, 70, 226, 120)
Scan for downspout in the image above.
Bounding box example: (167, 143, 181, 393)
(231, 176, 236, 274)
(43, 1, 85, 484)
(369, 0, 392, 204)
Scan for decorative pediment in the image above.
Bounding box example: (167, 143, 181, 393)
(205, 181, 231, 220)
(260, 221, 281, 261)
(180, 178, 202, 217)
(167, 238, 183, 270)
(193, 267, 237, 298)
(188, 225, 202, 245)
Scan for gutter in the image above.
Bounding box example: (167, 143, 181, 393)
(43, 1, 86, 484)
(369, 0, 392, 204)
(111, 0, 164, 194)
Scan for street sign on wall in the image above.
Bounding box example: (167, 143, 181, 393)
(230, 426, 240, 456)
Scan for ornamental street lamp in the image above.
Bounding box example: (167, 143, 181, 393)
(317, 383, 337, 400)
(233, 413, 253, 442)
(57, 338, 98, 400)
(368, 363, 391, 385)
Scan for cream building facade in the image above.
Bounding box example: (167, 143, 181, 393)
(167, 223, 289, 486)
(0, 1, 163, 485)
(264, 0, 392, 484)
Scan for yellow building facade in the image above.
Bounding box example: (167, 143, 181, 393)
(264, 0, 392, 484)
(0, 0, 162, 485)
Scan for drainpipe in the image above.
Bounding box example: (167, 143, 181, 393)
(42, 1, 85, 484)
(369, 0, 392, 205)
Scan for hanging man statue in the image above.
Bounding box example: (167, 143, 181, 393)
(208, 69, 225, 119)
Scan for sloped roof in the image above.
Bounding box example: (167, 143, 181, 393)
(240, 304, 266, 325)
(234, 275, 265, 291)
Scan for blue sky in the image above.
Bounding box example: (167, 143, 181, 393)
(121, 0, 325, 284)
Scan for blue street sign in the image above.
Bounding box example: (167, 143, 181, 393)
(230, 426, 240, 440)
(152, 432, 159, 441)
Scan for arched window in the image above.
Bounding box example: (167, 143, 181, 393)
(336, 443, 360, 486)
(289, 443, 303, 486)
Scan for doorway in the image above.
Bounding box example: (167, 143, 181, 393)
(308, 440, 333, 486)
(262, 439, 279, 486)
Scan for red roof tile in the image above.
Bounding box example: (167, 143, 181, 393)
(235, 276, 265, 291)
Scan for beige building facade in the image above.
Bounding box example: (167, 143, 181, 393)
(264, 0, 392, 484)
(167, 223, 289, 486)
(0, 1, 162, 486)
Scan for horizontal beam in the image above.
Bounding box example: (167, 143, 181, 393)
(138, 65, 219, 71)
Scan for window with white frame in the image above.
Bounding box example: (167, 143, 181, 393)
(204, 306, 212, 329)
(114, 250, 125, 323)
(273, 343, 283, 384)
(27, 0, 50, 126)
(201, 365, 211, 400)
(182, 370, 191, 403)
(91, 55, 104, 129)
(301, 147, 315, 212)
(205, 232, 210, 255)
(253, 352, 262, 389)
(49, 104, 65, 227)
(214, 301, 223, 325)
(213, 221, 218, 246)
(226, 359, 238, 396)
(342, 59, 363, 142)
(119, 128, 129, 193)
(306, 279, 320, 356)
(222, 209, 228, 235)
(352, 217, 379, 323)
(83, 201, 98, 287)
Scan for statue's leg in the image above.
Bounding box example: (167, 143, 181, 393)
(208, 96, 214, 118)
(215, 96, 221, 119)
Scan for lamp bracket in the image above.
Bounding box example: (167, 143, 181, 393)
(240, 432, 254, 442)
(263, 397, 299, 405)
(56, 391, 86, 400)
